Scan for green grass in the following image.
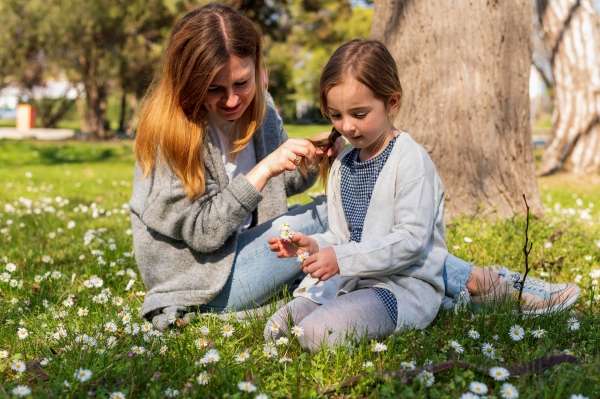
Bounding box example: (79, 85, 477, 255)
(0, 139, 599, 398)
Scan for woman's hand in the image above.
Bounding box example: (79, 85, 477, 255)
(268, 232, 319, 258)
(302, 247, 339, 281)
(247, 139, 322, 190)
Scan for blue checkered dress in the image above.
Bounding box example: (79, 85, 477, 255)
(340, 137, 398, 326)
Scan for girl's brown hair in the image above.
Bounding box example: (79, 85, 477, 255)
(135, 4, 265, 199)
(310, 39, 402, 186)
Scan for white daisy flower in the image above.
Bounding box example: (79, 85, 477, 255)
(196, 371, 210, 385)
(459, 393, 479, 399)
(275, 337, 289, 346)
(11, 360, 26, 373)
(74, 368, 92, 382)
(297, 251, 309, 263)
(200, 349, 220, 365)
(279, 223, 294, 241)
(400, 361, 416, 370)
(416, 370, 434, 387)
(363, 361, 374, 369)
(278, 356, 292, 363)
(104, 322, 117, 333)
(291, 325, 304, 337)
(263, 343, 278, 359)
(17, 327, 29, 340)
(531, 328, 546, 338)
(509, 325, 525, 341)
(40, 358, 50, 366)
(463, 237, 473, 243)
(544, 241, 553, 249)
(164, 388, 179, 397)
(372, 342, 387, 353)
(77, 307, 89, 317)
(569, 395, 588, 399)
(449, 340, 464, 354)
(500, 383, 519, 399)
(199, 326, 210, 336)
(10, 385, 32, 397)
(109, 392, 126, 399)
(489, 366, 510, 381)
(481, 342, 495, 359)
(195, 338, 209, 350)
(235, 350, 250, 363)
(469, 381, 488, 394)
(221, 324, 235, 338)
(67, 221, 76, 229)
(255, 394, 269, 399)
(5, 263, 17, 273)
(0, 350, 9, 359)
(567, 317, 580, 331)
(238, 381, 257, 393)
(467, 329, 480, 340)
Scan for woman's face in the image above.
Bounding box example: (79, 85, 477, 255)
(204, 55, 256, 122)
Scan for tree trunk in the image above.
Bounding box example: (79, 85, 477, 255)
(372, 0, 542, 220)
(83, 80, 109, 139)
(537, 0, 600, 175)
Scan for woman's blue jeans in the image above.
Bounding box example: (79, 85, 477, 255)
(205, 196, 473, 311)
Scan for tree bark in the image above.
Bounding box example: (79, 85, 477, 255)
(372, 0, 542, 220)
(537, 0, 600, 175)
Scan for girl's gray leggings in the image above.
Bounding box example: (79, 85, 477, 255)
(264, 289, 396, 353)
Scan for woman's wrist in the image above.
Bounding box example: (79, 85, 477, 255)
(246, 162, 272, 191)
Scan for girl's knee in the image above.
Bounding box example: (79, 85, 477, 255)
(296, 319, 333, 353)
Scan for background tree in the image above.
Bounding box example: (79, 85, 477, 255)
(372, 0, 543, 219)
(535, 0, 600, 175)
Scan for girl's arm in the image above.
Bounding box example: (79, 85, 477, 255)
(333, 174, 442, 277)
(130, 163, 261, 254)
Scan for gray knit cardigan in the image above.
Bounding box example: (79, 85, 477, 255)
(129, 103, 317, 317)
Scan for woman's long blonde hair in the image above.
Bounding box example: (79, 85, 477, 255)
(135, 4, 265, 199)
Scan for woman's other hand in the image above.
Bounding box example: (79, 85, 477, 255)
(267, 232, 319, 258)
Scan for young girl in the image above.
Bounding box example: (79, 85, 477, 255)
(265, 39, 450, 352)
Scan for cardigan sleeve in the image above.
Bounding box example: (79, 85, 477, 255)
(130, 163, 262, 254)
(333, 173, 439, 277)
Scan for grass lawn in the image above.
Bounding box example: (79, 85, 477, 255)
(0, 135, 599, 398)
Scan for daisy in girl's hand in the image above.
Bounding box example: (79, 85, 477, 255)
(268, 225, 319, 261)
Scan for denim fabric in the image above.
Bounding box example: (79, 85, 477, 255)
(203, 196, 328, 311)
(441, 253, 473, 309)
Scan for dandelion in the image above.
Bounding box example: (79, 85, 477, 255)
(372, 342, 387, 352)
(449, 340, 464, 354)
(531, 328, 546, 338)
(238, 381, 257, 393)
(10, 385, 32, 397)
(74, 368, 93, 382)
(509, 325, 525, 341)
(196, 371, 210, 385)
(291, 325, 304, 337)
(481, 342, 495, 359)
(467, 329, 480, 339)
(568, 317, 580, 331)
(416, 370, 434, 387)
(235, 350, 250, 363)
(11, 360, 26, 373)
(500, 383, 519, 399)
(469, 381, 488, 395)
(17, 327, 29, 340)
(221, 324, 235, 337)
(489, 366, 510, 381)
(109, 392, 126, 399)
(275, 337, 289, 346)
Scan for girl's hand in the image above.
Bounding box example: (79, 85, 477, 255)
(267, 232, 319, 259)
(260, 139, 322, 178)
(302, 247, 339, 281)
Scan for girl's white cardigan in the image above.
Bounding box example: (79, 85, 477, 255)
(294, 132, 448, 331)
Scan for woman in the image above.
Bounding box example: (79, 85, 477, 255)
(129, 4, 579, 330)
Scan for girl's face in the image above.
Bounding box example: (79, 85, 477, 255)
(325, 74, 397, 158)
(204, 55, 256, 122)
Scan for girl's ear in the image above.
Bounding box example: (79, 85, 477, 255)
(387, 93, 401, 113)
